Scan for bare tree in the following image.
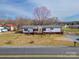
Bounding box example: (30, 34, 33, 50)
(34, 6, 51, 25)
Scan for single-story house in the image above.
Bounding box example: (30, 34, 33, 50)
(5, 24, 16, 31)
(69, 25, 79, 28)
(22, 25, 63, 34)
(0, 24, 16, 32)
(0, 24, 3, 27)
(0, 26, 8, 32)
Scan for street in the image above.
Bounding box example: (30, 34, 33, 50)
(0, 47, 78, 55)
(0, 57, 79, 59)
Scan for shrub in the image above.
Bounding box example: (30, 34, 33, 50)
(5, 40, 12, 45)
(29, 41, 34, 44)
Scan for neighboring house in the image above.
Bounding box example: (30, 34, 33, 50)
(22, 25, 63, 34)
(0, 24, 16, 32)
(64, 25, 69, 28)
(5, 24, 16, 31)
(0, 27, 8, 32)
(0, 24, 3, 27)
(69, 25, 79, 28)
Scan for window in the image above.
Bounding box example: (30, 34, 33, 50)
(28, 28, 33, 32)
(50, 27, 53, 30)
(33, 29, 38, 31)
(24, 28, 28, 31)
(42, 28, 46, 31)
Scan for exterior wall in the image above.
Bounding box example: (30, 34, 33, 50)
(43, 27, 61, 32)
(38, 26, 42, 33)
(0, 27, 4, 29)
(64, 25, 69, 28)
(0, 27, 8, 32)
(23, 28, 33, 33)
(2, 29, 8, 32)
(0, 30, 2, 32)
(69, 25, 79, 28)
(22, 26, 63, 34)
(10, 26, 15, 31)
(5, 24, 16, 31)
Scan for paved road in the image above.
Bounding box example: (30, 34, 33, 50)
(0, 57, 79, 59)
(0, 47, 79, 55)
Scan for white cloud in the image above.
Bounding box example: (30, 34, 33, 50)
(29, 0, 79, 19)
(0, 0, 79, 20)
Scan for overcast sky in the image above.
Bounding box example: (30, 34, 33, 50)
(0, 0, 79, 21)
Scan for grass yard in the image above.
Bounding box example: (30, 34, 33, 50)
(63, 28, 79, 34)
(0, 32, 75, 46)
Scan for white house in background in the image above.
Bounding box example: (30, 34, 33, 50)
(43, 27, 62, 34)
(69, 25, 79, 28)
(0, 27, 8, 32)
(64, 25, 69, 28)
(23, 27, 33, 34)
(22, 25, 63, 34)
